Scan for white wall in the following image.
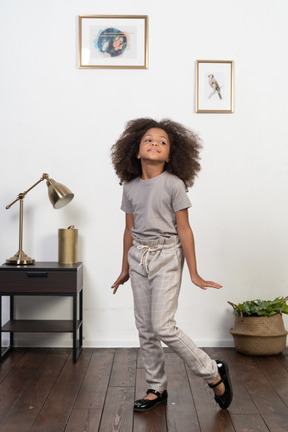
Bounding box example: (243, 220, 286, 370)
(1, 0, 288, 348)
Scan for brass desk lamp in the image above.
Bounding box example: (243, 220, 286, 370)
(5, 173, 74, 265)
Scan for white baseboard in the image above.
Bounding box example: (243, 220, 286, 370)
(13, 334, 235, 348)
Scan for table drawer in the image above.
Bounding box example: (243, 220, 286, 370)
(0, 270, 78, 294)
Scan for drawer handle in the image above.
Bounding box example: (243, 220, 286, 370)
(26, 272, 48, 278)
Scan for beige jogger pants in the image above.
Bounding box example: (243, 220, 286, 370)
(128, 235, 218, 391)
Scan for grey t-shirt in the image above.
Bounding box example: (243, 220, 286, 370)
(121, 171, 191, 240)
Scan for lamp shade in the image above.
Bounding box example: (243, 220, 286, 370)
(47, 178, 74, 209)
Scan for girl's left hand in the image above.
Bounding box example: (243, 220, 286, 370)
(111, 271, 130, 294)
(191, 274, 222, 290)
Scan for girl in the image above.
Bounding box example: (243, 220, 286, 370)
(111, 118, 233, 412)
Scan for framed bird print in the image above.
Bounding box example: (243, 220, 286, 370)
(78, 15, 148, 69)
(196, 60, 234, 113)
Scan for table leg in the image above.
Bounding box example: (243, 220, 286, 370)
(72, 294, 77, 363)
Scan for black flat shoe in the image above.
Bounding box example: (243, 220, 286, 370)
(209, 359, 233, 409)
(134, 389, 168, 412)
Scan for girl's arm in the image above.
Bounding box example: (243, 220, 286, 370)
(176, 208, 222, 290)
(111, 213, 134, 294)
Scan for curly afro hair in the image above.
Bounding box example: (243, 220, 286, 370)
(111, 118, 202, 188)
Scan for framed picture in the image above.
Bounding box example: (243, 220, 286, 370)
(78, 15, 148, 69)
(196, 60, 234, 113)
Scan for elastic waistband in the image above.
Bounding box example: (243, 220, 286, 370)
(132, 235, 180, 249)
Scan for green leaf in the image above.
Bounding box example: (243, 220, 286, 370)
(231, 297, 288, 317)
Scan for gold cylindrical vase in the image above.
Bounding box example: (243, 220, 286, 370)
(58, 226, 78, 264)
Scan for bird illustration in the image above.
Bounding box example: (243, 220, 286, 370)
(208, 74, 222, 99)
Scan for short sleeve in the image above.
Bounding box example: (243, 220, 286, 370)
(120, 184, 133, 214)
(171, 178, 191, 212)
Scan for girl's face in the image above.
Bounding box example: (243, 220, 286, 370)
(137, 128, 170, 163)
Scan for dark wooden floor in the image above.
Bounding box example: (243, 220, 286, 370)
(0, 347, 288, 431)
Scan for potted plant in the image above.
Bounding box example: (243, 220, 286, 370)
(228, 296, 288, 355)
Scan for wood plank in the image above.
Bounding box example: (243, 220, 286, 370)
(63, 409, 101, 432)
(98, 386, 134, 432)
(0, 350, 70, 432)
(230, 414, 270, 432)
(70, 348, 115, 410)
(187, 366, 235, 432)
(0, 348, 26, 382)
(65, 348, 115, 432)
(0, 347, 287, 431)
(165, 352, 201, 432)
(29, 349, 93, 432)
(228, 350, 288, 431)
(255, 356, 288, 405)
(109, 347, 137, 387)
(186, 348, 236, 432)
(133, 367, 167, 432)
(0, 349, 50, 423)
(276, 348, 288, 372)
(254, 355, 288, 432)
(262, 415, 288, 432)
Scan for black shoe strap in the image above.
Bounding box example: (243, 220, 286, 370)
(147, 389, 161, 397)
(208, 375, 226, 389)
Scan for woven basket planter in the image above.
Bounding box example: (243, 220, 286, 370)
(228, 300, 288, 356)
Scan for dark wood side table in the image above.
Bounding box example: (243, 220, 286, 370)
(0, 262, 83, 363)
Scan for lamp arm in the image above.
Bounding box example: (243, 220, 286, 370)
(6, 173, 49, 210)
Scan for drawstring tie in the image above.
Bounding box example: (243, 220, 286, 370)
(137, 244, 158, 272)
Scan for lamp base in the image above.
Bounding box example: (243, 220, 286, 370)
(6, 250, 35, 265)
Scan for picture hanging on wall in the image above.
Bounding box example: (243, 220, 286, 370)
(196, 60, 234, 113)
(78, 15, 148, 69)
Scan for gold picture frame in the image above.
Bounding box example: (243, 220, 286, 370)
(78, 15, 148, 69)
(196, 60, 234, 113)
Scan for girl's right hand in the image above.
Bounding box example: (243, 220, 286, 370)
(111, 272, 130, 294)
(191, 273, 222, 290)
